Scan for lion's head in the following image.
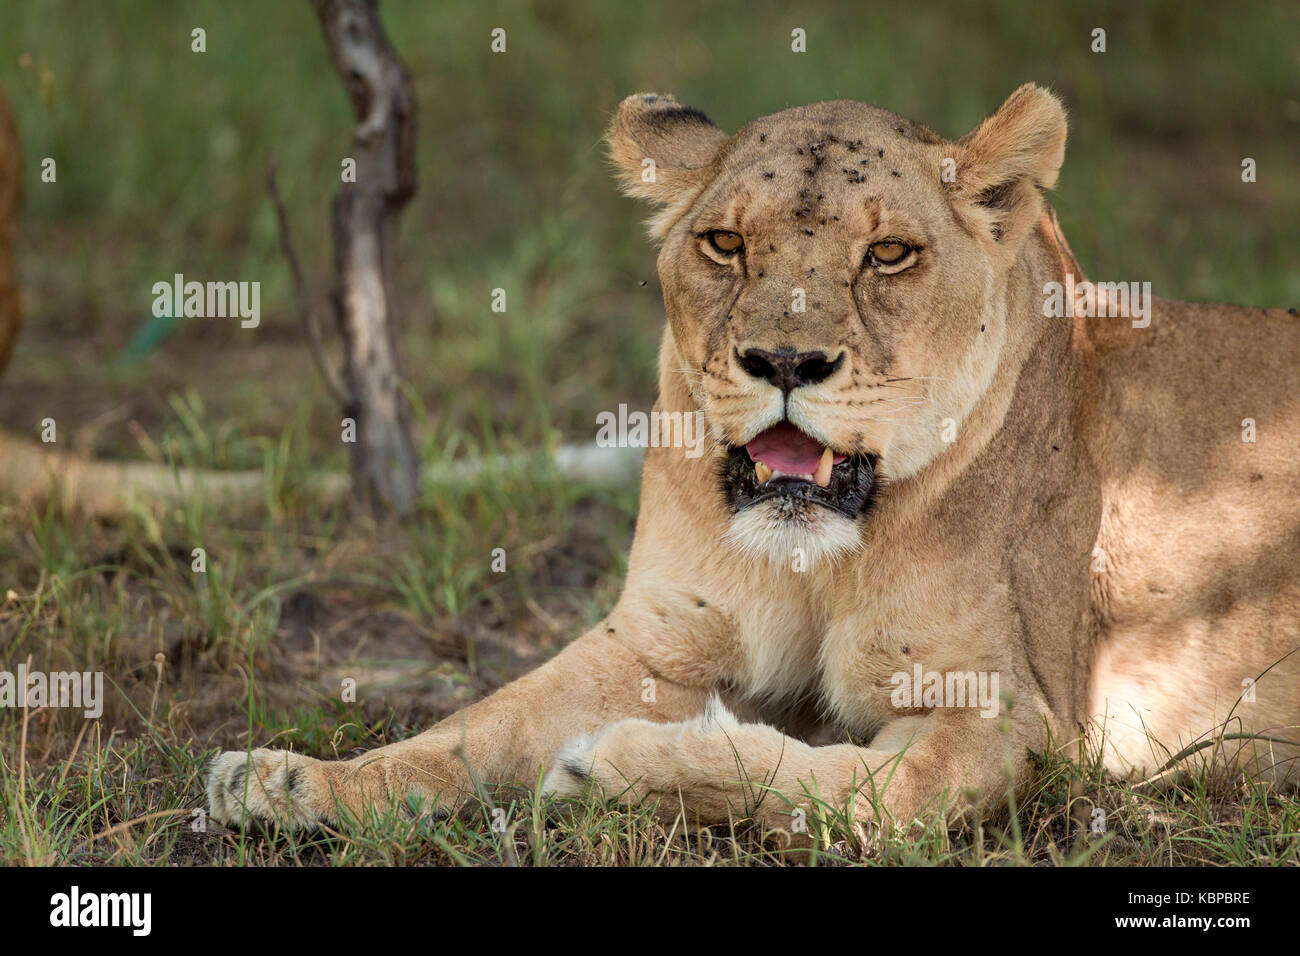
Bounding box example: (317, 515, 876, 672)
(609, 86, 1068, 566)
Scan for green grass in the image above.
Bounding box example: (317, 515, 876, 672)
(3, 672, 1297, 866)
(1, 0, 1299, 865)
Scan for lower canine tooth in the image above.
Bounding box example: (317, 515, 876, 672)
(755, 461, 773, 483)
(814, 447, 834, 487)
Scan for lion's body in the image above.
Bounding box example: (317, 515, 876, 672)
(208, 88, 1300, 833)
(0, 88, 20, 375)
(1087, 298, 1300, 777)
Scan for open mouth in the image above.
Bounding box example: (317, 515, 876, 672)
(721, 421, 878, 519)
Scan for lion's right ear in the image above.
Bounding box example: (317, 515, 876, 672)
(952, 84, 1067, 247)
(607, 94, 729, 217)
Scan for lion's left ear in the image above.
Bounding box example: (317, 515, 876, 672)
(607, 93, 729, 237)
(951, 84, 1067, 246)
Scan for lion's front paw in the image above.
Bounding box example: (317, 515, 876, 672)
(541, 732, 602, 799)
(541, 694, 744, 804)
(541, 719, 672, 803)
(207, 748, 337, 829)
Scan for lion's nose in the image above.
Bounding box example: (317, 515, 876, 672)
(737, 348, 842, 394)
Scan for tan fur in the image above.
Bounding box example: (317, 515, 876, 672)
(208, 86, 1300, 834)
(0, 87, 20, 376)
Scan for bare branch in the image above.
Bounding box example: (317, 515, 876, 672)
(265, 154, 351, 407)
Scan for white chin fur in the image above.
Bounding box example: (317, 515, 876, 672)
(723, 498, 862, 571)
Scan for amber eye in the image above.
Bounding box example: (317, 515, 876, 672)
(868, 240, 911, 265)
(707, 230, 744, 255)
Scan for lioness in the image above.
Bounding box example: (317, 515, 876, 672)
(208, 85, 1300, 832)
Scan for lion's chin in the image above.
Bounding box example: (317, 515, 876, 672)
(723, 501, 864, 571)
(716, 422, 880, 569)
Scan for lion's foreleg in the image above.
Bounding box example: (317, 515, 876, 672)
(543, 704, 1039, 835)
(207, 624, 716, 828)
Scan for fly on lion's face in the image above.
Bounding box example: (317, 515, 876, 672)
(651, 103, 1003, 566)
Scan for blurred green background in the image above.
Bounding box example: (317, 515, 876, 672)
(0, 0, 1297, 468)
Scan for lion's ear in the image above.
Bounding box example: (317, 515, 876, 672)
(952, 84, 1067, 245)
(607, 93, 729, 214)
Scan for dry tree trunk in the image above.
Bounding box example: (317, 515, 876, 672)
(308, 0, 420, 515)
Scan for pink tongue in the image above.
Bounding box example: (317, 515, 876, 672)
(746, 422, 845, 474)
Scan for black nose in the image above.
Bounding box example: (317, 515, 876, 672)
(738, 348, 841, 394)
